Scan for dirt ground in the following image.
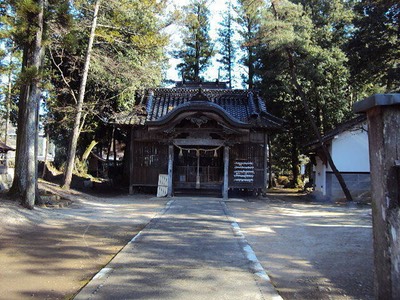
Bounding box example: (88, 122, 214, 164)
(227, 192, 374, 300)
(0, 185, 374, 300)
(0, 182, 168, 300)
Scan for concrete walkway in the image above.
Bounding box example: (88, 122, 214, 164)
(74, 197, 282, 300)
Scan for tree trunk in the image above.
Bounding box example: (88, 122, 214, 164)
(195, 38, 200, 81)
(34, 80, 43, 206)
(8, 46, 29, 198)
(9, 0, 45, 208)
(41, 132, 49, 178)
(227, 6, 233, 89)
(291, 136, 299, 187)
(113, 128, 117, 168)
(23, 0, 45, 208)
(247, 56, 254, 90)
(268, 135, 273, 188)
(82, 140, 98, 162)
(4, 43, 14, 145)
(62, 0, 101, 189)
(285, 49, 353, 201)
(106, 126, 114, 163)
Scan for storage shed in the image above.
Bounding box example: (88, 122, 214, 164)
(305, 115, 370, 201)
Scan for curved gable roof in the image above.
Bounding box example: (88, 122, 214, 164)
(146, 90, 249, 128)
(113, 87, 284, 130)
(147, 101, 250, 127)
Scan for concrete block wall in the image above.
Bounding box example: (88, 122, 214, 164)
(326, 172, 371, 202)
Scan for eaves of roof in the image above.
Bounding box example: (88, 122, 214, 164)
(304, 114, 367, 151)
(0, 141, 15, 152)
(146, 100, 250, 128)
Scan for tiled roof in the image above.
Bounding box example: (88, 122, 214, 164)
(114, 87, 284, 130)
(304, 114, 367, 150)
(175, 81, 229, 89)
(0, 141, 14, 152)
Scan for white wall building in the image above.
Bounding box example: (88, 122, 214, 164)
(307, 115, 370, 201)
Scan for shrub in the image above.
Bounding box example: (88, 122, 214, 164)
(277, 176, 290, 186)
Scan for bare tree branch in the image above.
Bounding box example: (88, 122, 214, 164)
(49, 46, 78, 105)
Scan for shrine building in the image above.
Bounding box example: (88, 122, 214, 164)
(114, 81, 284, 198)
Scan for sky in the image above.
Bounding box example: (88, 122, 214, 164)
(165, 0, 242, 87)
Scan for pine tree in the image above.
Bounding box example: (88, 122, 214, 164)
(234, 0, 265, 89)
(5, 0, 46, 208)
(217, 0, 235, 88)
(289, 0, 354, 131)
(347, 0, 400, 94)
(174, 0, 214, 82)
(259, 0, 353, 200)
(2, 0, 74, 207)
(0, 7, 21, 144)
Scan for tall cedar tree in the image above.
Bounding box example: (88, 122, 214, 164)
(290, 0, 354, 132)
(0, 9, 21, 144)
(347, 0, 400, 95)
(1, 1, 70, 206)
(217, 0, 235, 88)
(235, 0, 264, 89)
(259, 0, 353, 174)
(6, 0, 46, 207)
(175, 0, 214, 82)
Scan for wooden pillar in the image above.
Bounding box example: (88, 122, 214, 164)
(196, 150, 200, 189)
(167, 144, 174, 198)
(222, 146, 229, 199)
(354, 94, 400, 299)
(129, 128, 134, 195)
(263, 132, 269, 191)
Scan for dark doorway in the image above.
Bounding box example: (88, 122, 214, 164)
(173, 145, 223, 190)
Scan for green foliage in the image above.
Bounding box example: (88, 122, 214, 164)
(257, 0, 355, 183)
(45, 0, 169, 162)
(18, 65, 40, 83)
(7, 0, 43, 46)
(277, 175, 290, 186)
(217, 0, 235, 86)
(347, 1, 400, 94)
(0, 5, 21, 127)
(73, 157, 89, 177)
(174, 0, 214, 81)
(234, 0, 265, 88)
(59, 156, 88, 177)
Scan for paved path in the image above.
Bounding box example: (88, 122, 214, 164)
(74, 197, 281, 300)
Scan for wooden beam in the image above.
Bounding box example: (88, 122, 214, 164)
(173, 139, 224, 146)
(263, 132, 269, 191)
(167, 144, 174, 197)
(173, 128, 225, 133)
(222, 146, 229, 199)
(129, 128, 134, 194)
(364, 105, 400, 298)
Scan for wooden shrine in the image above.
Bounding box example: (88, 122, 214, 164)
(114, 82, 284, 198)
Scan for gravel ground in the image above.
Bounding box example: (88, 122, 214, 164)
(227, 193, 374, 300)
